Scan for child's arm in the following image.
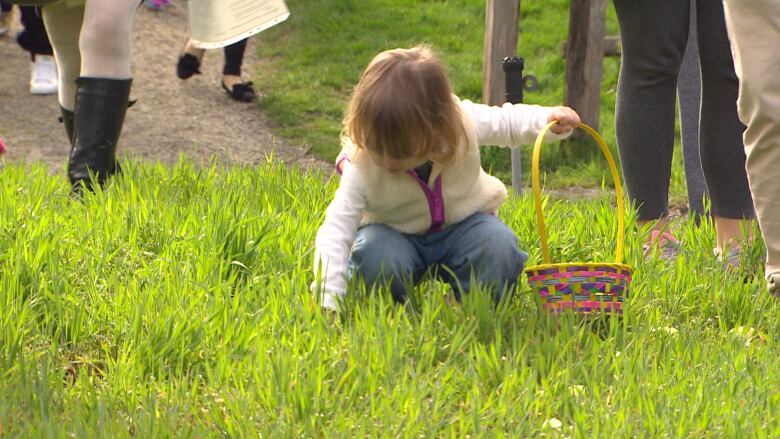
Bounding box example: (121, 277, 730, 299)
(459, 99, 580, 147)
(311, 161, 367, 311)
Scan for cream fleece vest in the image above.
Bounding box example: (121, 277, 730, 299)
(341, 108, 508, 235)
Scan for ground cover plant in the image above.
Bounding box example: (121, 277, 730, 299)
(1, 159, 778, 436)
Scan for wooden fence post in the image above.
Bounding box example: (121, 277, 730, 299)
(564, 0, 607, 133)
(483, 0, 521, 193)
(483, 0, 520, 106)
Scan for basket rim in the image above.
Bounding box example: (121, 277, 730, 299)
(524, 261, 634, 273)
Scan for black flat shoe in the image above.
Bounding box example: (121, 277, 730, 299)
(176, 53, 202, 80)
(221, 80, 256, 102)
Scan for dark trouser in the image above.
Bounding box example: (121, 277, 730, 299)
(612, 0, 754, 220)
(222, 38, 247, 76)
(17, 6, 53, 58)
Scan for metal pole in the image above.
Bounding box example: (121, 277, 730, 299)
(503, 56, 525, 195)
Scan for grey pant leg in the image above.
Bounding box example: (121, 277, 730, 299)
(612, 0, 690, 220)
(678, 0, 707, 222)
(695, 0, 754, 219)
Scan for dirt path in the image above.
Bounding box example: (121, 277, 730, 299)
(0, 4, 326, 173)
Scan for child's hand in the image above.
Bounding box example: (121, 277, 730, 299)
(323, 308, 341, 324)
(547, 106, 581, 134)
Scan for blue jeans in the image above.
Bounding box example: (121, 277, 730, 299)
(348, 213, 528, 304)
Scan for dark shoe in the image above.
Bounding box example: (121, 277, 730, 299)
(176, 53, 201, 80)
(69, 77, 131, 193)
(222, 80, 256, 102)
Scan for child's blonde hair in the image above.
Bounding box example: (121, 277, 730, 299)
(343, 45, 466, 166)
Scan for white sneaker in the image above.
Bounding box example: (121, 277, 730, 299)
(0, 12, 11, 37)
(30, 55, 58, 95)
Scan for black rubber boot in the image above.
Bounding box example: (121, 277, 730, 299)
(69, 77, 131, 193)
(59, 107, 74, 146)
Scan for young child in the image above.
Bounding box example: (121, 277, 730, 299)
(312, 45, 580, 311)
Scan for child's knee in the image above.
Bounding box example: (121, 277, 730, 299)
(350, 245, 410, 284)
(484, 245, 527, 279)
(350, 245, 387, 282)
(476, 220, 523, 261)
(474, 231, 527, 282)
(351, 225, 415, 278)
(349, 247, 416, 304)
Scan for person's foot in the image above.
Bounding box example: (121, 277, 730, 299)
(176, 43, 204, 80)
(769, 276, 780, 297)
(221, 75, 256, 102)
(176, 53, 201, 79)
(30, 55, 58, 95)
(144, 0, 170, 10)
(642, 229, 681, 260)
(716, 243, 758, 283)
(716, 244, 742, 271)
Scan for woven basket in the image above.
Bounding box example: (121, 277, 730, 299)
(524, 122, 633, 315)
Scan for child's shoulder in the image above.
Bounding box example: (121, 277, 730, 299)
(454, 95, 482, 121)
(453, 94, 472, 110)
(337, 136, 362, 162)
(335, 138, 369, 179)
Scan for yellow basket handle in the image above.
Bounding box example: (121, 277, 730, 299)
(531, 122, 626, 265)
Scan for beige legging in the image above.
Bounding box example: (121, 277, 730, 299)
(723, 0, 780, 294)
(42, 0, 139, 110)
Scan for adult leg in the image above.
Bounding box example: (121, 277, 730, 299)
(723, 0, 780, 294)
(434, 213, 527, 304)
(67, 0, 138, 192)
(222, 38, 247, 77)
(17, 6, 53, 57)
(612, 0, 689, 246)
(79, 0, 137, 79)
(348, 224, 427, 303)
(222, 38, 256, 102)
(696, 0, 755, 253)
(0, 2, 11, 37)
(42, 2, 83, 144)
(19, 6, 57, 95)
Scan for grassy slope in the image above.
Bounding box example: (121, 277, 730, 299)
(0, 161, 776, 436)
(252, 0, 687, 197)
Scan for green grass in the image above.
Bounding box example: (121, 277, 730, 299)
(252, 0, 688, 198)
(1, 160, 778, 436)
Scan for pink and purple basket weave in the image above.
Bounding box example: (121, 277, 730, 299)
(524, 122, 633, 315)
(526, 263, 631, 314)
